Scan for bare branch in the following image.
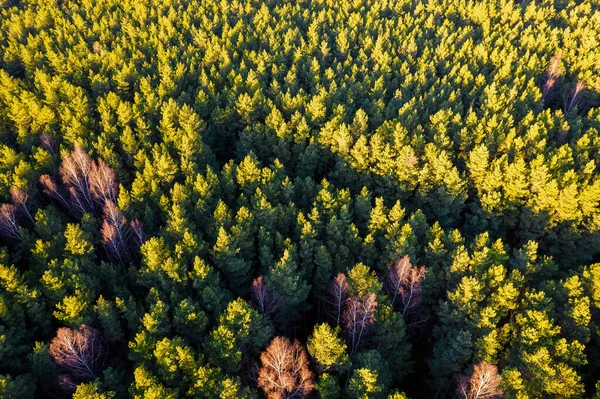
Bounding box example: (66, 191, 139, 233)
(9, 187, 34, 224)
(258, 337, 314, 399)
(344, 293, 377, 354)
(326, 273, 349, 326)
(564, 80, 586, 113)
(40, 131, 58, 154)
(129, 219, 145, 247)
(59, 144, 95, 213)
(542, 54, 561, 101)
(101, 201, 130, 263)
(49, 325, 103, 380)
(40, 174, 70, 209)
(0, 204, 21, 241)
(384, 255, 426, 320)
(456, 362, 503, 399)
(90, 158, 118, 205)
(251, 276, 283, 319)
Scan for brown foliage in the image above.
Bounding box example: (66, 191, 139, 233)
(258, 337, 314, 399)
(343, 293, 377, 354)
(49, 325, 103, 380)
(456, 362, 503, 399)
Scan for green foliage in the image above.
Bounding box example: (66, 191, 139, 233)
(0, 0, 600, 397)
(307, 323, 349, 372)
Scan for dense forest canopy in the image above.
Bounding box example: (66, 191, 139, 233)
(0, 0, 600, 397)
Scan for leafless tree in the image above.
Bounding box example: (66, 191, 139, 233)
(456, 362, 503, 399)
(40, 131, 57, 154)
(258, 337, 314, 399)
(90, 158, 118, 205)
(326, 273, 349, 326)
(39, 174, 70, 209)
(101, 201, 129, 263)
(57, 374, 77, 392)
(564, 80, 586, 113)
(59, 144, 95, 213)
(0, 204, 21, 240)
(542, 54, 561, 101)
(10, 187, 34, 224)
(49, 325, 103, 380)
(344, 293, 377, 354)
(384, 255, 426, 319)
(252, 276, 282, 318)
(130, 219, 145, 247)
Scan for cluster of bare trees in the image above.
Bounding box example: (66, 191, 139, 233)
(324, 256, 426, 354)
(325, 272, 377, 355)
(40, 144, 117, 216)
(257, 337, 314, 399)
(39, 144, 144, 262)
(49, 325, 104, 391)
(541, 54, 587, 114)
(456, 362, 502, 399)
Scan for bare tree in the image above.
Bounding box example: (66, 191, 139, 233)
(344, 293, 377, 354)
(251, 276, 282, 318)
(10, 187, 34, 224)
(258, 337, 314, 399)
(542, 54, 561, 101)
(130, 219, 145, 247)
(101, 201, 129, 263)
(49, 325, 103, 380)
(0, 204, 21, 240)
(326, 273, 349, 326)
(90, 158, 118, 205)
(564, 80, 586, 113)
(40, 131, 57, 154)
(384, 255, 426, 319)
(456, 362, 502, 399)
(40, 174, 70, 209)
(59, 144, 95, 213)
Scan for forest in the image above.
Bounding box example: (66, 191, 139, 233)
(0, 0, 600, 397)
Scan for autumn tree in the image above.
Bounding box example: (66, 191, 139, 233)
(258, 337, 314, 399)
